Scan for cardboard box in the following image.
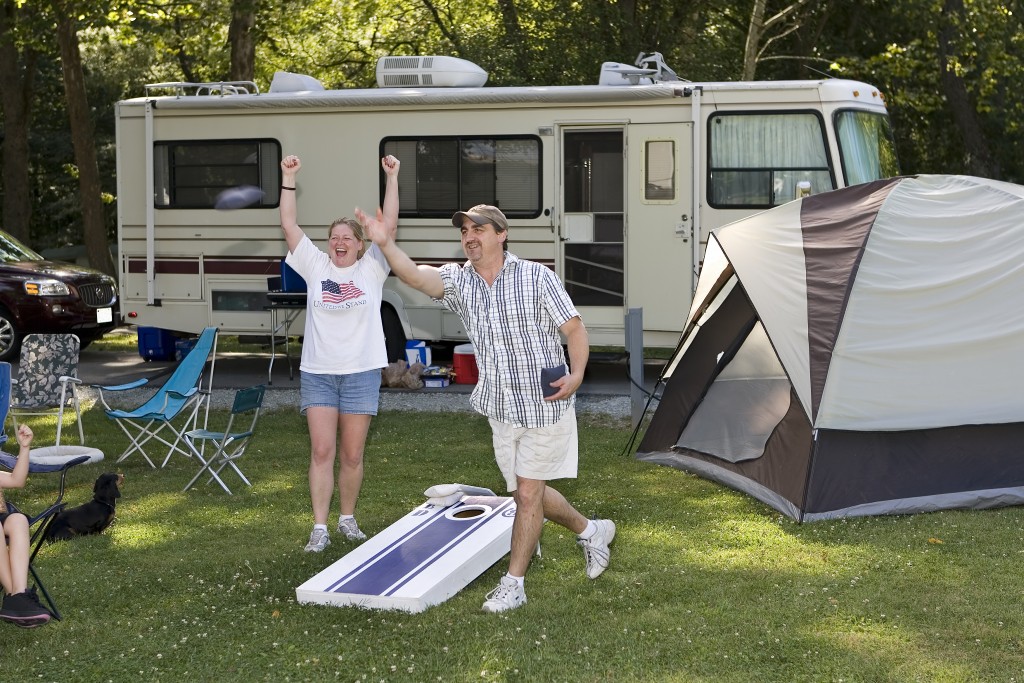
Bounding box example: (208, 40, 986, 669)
(423, 376, 450, 388)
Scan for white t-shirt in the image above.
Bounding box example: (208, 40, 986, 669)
(285, 235, 390, 375)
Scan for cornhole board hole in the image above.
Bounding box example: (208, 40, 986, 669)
(296, 485, 516, 613)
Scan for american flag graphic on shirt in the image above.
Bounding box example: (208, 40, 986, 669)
(321, 279, 365, 304)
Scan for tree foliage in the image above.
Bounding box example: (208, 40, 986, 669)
(2, 0, 1024, 263)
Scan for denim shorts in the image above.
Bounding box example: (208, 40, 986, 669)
(300, 369, 382, 415)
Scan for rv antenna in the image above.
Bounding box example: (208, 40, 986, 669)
(635, 52, 687, 82)
(804, 64, 834, 79)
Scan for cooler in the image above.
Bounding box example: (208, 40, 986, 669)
(137, 326, 176, 361)
(453, 343, 478, 384)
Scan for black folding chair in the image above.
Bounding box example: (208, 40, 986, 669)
(0, 452, 90, 620)
(0, 360, 90, 620)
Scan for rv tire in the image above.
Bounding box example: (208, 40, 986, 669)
(381, 304, 406, 364)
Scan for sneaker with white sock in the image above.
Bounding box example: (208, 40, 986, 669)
(578, 519, 615, 579)
(304, 527, 330, 552)
(337, 517, 367, 541)
(481, 576, 526, 613)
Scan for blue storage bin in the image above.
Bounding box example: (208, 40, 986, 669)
(137, 327, 177, 361)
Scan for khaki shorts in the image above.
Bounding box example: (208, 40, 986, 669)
(489, 409, 578, 492)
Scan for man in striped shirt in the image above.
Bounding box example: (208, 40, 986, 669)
(359, 202, 615, 613)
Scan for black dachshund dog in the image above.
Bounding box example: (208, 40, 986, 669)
(45, 473, 124, 542)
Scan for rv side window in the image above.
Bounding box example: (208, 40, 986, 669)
(382, 136, 541, 218)
(153, 140, 281, 209)
(708, 112, 833, 209)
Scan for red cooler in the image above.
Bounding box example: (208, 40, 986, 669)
(453, 343, 478, 384)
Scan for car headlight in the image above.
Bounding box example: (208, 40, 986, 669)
(24, 279, 71, 296)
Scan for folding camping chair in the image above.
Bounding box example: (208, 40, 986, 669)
(8, 333, 85, 446)
(181, 385, 265, 494)
(94, 326, 219, 468)
(0, 361, 90, 621)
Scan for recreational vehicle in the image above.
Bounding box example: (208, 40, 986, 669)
(114, 53, 898, 360)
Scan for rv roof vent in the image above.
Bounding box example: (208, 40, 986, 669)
(269, 71, 326, 93)
(376, 55, 488, 88)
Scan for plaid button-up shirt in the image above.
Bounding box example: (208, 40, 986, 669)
(437, 253, 580, 428)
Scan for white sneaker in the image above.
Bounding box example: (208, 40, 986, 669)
(337, 517, 367, 541)
(304, 528, 330, 552)
(481, 576, 526, 613)
(578, 519, 615, 579)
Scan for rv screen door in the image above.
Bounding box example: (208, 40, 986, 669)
(561, 129, 625, 333)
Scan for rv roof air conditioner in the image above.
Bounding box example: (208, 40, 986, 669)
(269, 71, 326, 93)
(376, 56, 488, 88)
(599, 51, 685, 86)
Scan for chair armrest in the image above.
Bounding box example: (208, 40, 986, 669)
(59, 376, 83, 385)
(166, 387, 199, 400)
(93, 377, 150, 392)
(0, 452, 90, 473)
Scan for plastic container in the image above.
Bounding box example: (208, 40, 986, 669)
(175, 338, 197, 361)
(453, 343, 478, 384)
(137, 326, 177, 361)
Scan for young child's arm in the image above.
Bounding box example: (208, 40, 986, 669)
(0, 424, 34, 489)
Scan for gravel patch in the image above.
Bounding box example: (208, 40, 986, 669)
(79, 386, 647, 421)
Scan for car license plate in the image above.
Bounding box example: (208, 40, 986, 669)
(97, 307, 112, 324)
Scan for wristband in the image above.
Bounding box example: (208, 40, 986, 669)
(281, 185, 296, 191)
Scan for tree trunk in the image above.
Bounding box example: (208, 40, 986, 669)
(55, 11, 114, 275)
(228, 0, 256, 82)
(937, 0, 999, 178)
(743, 0, 767, 80)
(495, 0, 529, 78)
(0, 0, 36, 243)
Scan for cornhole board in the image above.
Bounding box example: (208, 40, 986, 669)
(296, 490, 516, 612)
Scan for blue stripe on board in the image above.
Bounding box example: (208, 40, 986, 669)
(327, 497, 514, 597)
(382, 498, 516, 597)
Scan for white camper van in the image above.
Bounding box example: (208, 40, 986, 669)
(114, 53, 898, 360)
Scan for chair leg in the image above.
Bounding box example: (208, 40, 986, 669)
(27, 564, 62, 621)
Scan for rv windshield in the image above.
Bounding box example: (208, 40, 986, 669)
(835, 110, 900, 185)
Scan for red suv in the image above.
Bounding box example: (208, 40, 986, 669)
(0, 230, 120, 362)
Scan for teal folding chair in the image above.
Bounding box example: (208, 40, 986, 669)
(93, 327, 218, 468)
(182, 385, 265, 494)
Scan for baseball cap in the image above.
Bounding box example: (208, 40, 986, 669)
(451, 204, 508, 231)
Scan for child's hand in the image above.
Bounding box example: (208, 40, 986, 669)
(17, 423, 33, 448)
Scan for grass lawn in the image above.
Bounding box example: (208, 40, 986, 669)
(2, 403, 1023, 682)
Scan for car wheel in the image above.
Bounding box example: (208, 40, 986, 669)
(0, 307, 21, 362)
(381, 304, 407, 364)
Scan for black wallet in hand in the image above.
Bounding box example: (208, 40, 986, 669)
(541, 364, 567, 398)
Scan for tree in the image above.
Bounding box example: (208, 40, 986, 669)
(52, 0, 113, 274)
(0, 0, 39, 242)
(228, 0, 257, 81)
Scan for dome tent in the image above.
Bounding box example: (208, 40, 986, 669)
(636, 175, 1024, 521)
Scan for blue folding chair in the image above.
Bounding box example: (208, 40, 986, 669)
(0, 361, 90, 621)
(93, 327, 219, 468)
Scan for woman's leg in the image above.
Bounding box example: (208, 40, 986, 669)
(0, 514, 30, 595)
(336, 413, 371, 516)
(307, 407, 340, 525)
